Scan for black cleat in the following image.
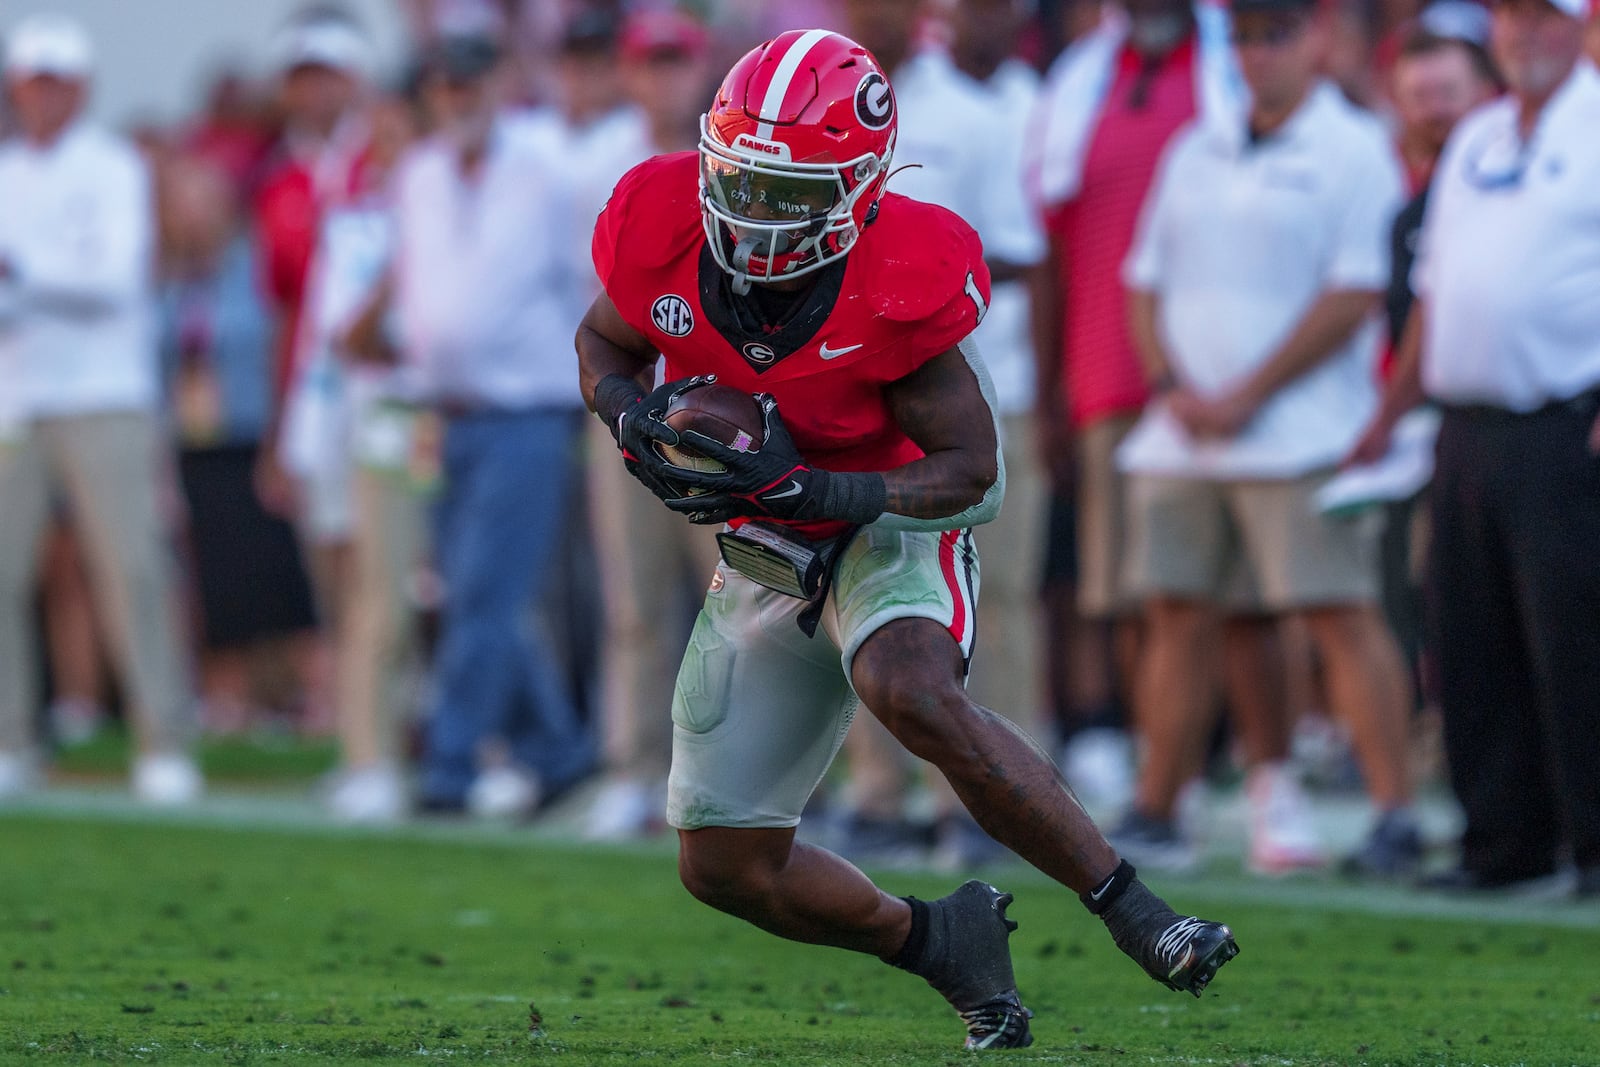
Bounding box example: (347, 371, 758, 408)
(920, 881, 1035, 1049)
(958, 991, 1034, 1050)
(1144, 916, 1239, 997)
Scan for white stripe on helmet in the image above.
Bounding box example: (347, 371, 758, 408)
(755, 28, 835, 140)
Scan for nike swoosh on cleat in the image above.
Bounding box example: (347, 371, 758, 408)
(764, 481, 804, 499)
(818, 342, 864, 360)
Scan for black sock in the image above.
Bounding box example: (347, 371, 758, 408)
(885, 896, 931, 970)
(1080, 859, 1136, 915)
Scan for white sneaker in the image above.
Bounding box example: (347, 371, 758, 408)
(327, 764, 408, 824)
(1246, 763, 1326, 875)
(0, 749, 43, 800)
(466, 765, 541, 820)
(584, 778, 661, 841)
(1060, 728, 1136, 813)
(132, 752, 204, 807)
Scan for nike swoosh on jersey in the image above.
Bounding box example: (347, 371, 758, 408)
(764, 481, 804, 499)
(818, 342, 864, 360)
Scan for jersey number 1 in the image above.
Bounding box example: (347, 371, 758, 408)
(964, 271, 987, 324)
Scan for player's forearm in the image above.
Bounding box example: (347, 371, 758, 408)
(577, 325, 654, 411)
(868, 341, 1005, 529)
(879, 449, 998, 520)
(794, 449, 999, 531)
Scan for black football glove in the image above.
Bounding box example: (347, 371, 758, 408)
(593, 373, 717, 504)
(663, 394, 886, 525)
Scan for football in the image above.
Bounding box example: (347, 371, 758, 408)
(655, 383, 764, 475)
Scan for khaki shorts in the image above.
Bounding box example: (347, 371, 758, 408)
(667, 523, 980, 830)
(1076, 413, 1140, 618)
(1123, 471, 1382, 611)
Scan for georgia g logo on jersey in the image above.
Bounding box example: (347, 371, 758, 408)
(854, 72, 894, 131)
(652, 294, 695, 337)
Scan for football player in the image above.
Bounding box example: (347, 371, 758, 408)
(575, 29, 1239, 1049)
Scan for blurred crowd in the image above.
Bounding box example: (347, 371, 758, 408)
(0, 0, 1596, 897)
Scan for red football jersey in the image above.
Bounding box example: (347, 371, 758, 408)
(593, 152, 991, 538)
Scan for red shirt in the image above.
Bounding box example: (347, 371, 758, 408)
(594, 152, 991, 539)
(253, 135, 370, 404)
(1047, 38, 1197, 427)
(254, 156, 319, 401)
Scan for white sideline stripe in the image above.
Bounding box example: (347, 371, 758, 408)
(756, 28, 833, 140)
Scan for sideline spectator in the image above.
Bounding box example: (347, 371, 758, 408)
(256, 6, 372, 608)
(534, 8, 639, 737)
(1357, 0, 1600, 898)
(0, 14, 199, 804)
(181, 71, 276, 202)
(158, 157, 321, 734)
(1354, 13, 1498, 724)
(1117, 0, 1420, 875)
(1382, 11, 1499, 350)
(831, 0, 1049, 868)
(578, 6, 723, 842)
(308, 90, 428, 824)
(1026, 0, 1246, 817)
(397, 33, 596, 817)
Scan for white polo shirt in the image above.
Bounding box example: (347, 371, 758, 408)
(1415, 60, 1600, 412)
(510, 105, 653, 329)
(392, 114, 582, 411)
(892, 51, 1047, 416)
(1120, 82, 1403, 479)
(0, 123, 157, 419)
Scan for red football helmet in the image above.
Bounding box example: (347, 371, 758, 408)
(699, 29, 897, 292)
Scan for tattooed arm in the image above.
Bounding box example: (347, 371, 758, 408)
(876, 336, 1006, 531)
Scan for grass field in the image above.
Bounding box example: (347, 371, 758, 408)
(3, 796, 1599, 1066)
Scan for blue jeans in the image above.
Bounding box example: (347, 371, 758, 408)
(421, 409, 595, 804)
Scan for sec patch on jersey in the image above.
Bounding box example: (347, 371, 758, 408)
(651, 294, 695, 337)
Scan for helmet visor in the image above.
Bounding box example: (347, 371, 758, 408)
(701, 153, 841, 229)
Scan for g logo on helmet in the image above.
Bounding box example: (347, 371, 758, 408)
(854, 72, 893, 131)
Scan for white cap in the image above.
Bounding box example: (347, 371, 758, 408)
(4, 13, 94, 80)
(1543, 0, 1594, 17)
(271, 15, 371, 76)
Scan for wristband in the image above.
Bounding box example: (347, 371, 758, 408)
(594, 374, 646, 435)
(817, 470, 887, 525)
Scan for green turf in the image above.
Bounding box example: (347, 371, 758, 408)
(2, 813, 1598, 1066)
(51, 730, 340, 785)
